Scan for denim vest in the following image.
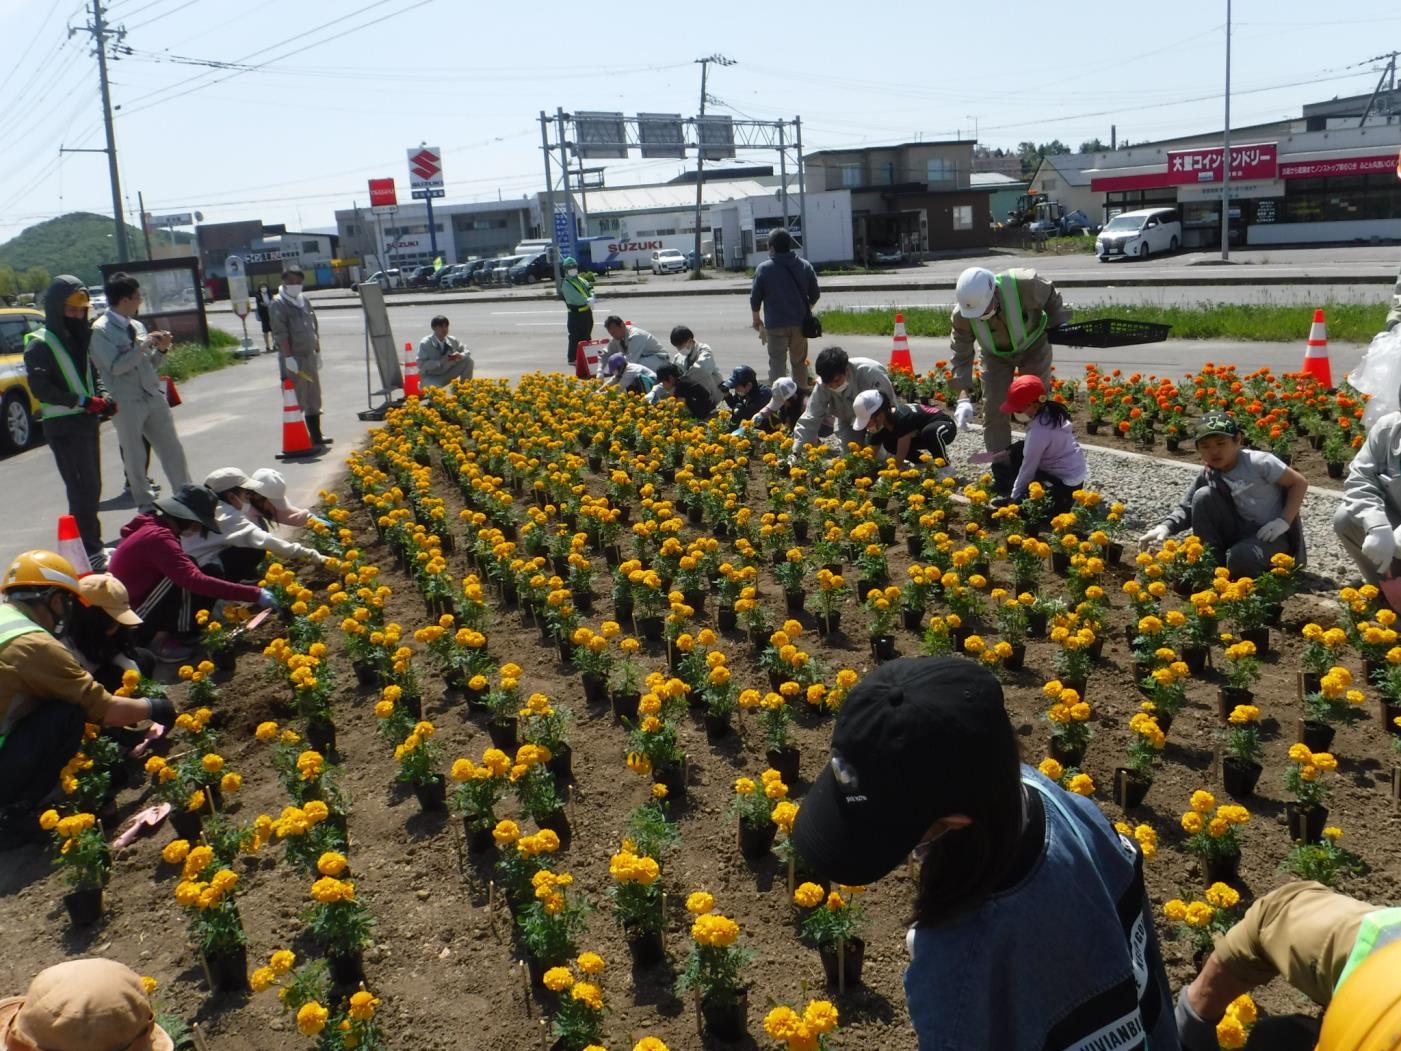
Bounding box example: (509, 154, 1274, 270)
(904, 767, 1178, 1051)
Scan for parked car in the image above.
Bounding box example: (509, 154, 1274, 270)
(436, 264, 468, 288)
(870, 246, 908, 266)
(509, 253, 552, 284)
(650, 249, 686, 275)
(85, 286, 108, 317)
(406, 264, 438, 288)
(1096, 208, 1181, 261)
(684, 250, 713, 269)
(358, 269, 406, 289)
(0, 306, 44, 453)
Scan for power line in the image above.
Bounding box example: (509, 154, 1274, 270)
(126, 0, 200, 31)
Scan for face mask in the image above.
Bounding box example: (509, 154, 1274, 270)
(565, 268, 578, 278)
(63, 316, 87, 342)
(1012, 411, 1032, 424)
(284, 284, 303, 298)
(50, 594, 75, 637)
(827, 380, 847, 394)
(980, 304, 997, 321)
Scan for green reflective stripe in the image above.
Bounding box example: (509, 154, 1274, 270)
(1335, 907, 1401, 993)
(970, 275, 1048, 359)
(0, 604, 45, 648)
(30, 328, 93, 419)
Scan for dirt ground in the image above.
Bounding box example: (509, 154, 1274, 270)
(3, 414, 1399, 1051)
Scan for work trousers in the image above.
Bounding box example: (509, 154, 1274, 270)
(1332, 503, 1394, 585)
(214, 546, 266, 585)
(765, 326, 813, 389)
(45, 419, 104, 559)
(978, 341, 1054, 452)
(1190, 486, 1291, 578)
(0, 701, 86, 808)
(132, 576, 206, 642)
(992, 439, 1079, 517)
(283, 351, 323, 415)
(421, 356, 474, 387)
(113, 394, 190, 511)
(567, 308, 593, 364)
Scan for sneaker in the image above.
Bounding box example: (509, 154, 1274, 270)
(150, 636, 196, 663)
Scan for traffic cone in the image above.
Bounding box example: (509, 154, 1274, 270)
(56, 515, 92, 577)
(889, 312, 914, 374)
(1302, 308, 1333, 388)
(401, 341, 421, 397)
(275, 379, 317, 460)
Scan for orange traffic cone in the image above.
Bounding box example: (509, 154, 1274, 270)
(889, 312, 913, 374)
(275, 378, 317, 459)
(56, 514, 92, 577)
(1302, 308, 1333, 388)
(402, 341, 421, 397)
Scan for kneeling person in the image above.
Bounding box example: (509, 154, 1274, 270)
(853, 390, 955, 468)
(417, 315, 473, 387)
(650, 363, 716, 419)
(183, 467, 326, 582)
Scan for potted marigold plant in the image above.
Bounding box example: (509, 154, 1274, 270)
(569, 625, 615, 707)
(1283, 825, 1363, 887)
(609, 637, 644, 722)
(1180, 789, 1250, 885)
(677, 892, 753, 1042)
(794, 882, 867, 990)
(483, 663, 524, 750)
(1299, 622, 1350, 699)
(1283, 743, 1337, 842)
(252, 954, 386, 1050)
(1218, 640, 1261, 720)
(728, 770, 789, 860)
(609, 847, 665, 965)
(745, 689, 799, 784)
(174, 844, 247, 991)
(38, 809, 109, 926)
(1044, 681, 1093, 767)
(393, 719, 445, 813)
(1221, 704, 1264, 797)
(775, 547, 808, 616)
(627, 707, 685, 799)
(1162, 882, 1244, 965)
(519, 692, 574, 780)
(303, 870, 374, 988)
(511, 743, 568, 840)
(1115, 712, 1165, 809)
(540, 954, 608, 1050)
(1300, 666, 1365, 751)
(762, 999, 841, 1050)
(518, 870, 589, 980)
(450, 748, 510, 854)
(807, 568, 848, 636)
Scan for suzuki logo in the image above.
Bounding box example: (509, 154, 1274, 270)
(409, 149, 440, 181)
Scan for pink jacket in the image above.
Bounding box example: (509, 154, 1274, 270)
(109, 513, 263, 608)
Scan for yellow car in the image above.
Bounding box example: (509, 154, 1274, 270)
(0, 307, 44, 453)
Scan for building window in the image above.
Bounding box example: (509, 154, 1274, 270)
(635, 229, 655, 236)
(302, 240, 320, 254)
(1042, 177, 1058, 191)
(840, 163, 862, 188)
(654, 228, 676, 235)
(952, 205, 973, 230)
(927, 158, 954, 184)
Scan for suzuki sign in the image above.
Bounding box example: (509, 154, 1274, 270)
(1167, 142, 1277, 185)
(407, 146, 445, 199)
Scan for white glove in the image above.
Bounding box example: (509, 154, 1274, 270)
(1392, 523, 1401, 551)
(1362, 527, 1396, 573)
(953, 399, 975, 430)
(1139, 524, 1170, 548)
(285, 357, 298, 374)
(1255, 517, 1289, 543)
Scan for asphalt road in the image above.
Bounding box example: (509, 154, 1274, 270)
(0, 277, 1382, 558)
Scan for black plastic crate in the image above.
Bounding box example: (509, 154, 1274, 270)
(1048, 319, 1172, 348)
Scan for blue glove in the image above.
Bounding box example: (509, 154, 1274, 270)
(310, 515, 333, 528)
(258, 588, 276, 610)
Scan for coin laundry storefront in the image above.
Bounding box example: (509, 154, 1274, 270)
(1088, 140, 1401, 248)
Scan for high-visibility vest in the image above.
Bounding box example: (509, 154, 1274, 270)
(0, 604, 47, 751)
(970, 273, 1048, 358)
(26, 327, 95, 420)
(1335, 907, 1401, 993)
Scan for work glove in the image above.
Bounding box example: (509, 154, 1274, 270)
(84, 396, 111, 415)
(1362, 526, 1396, 574)
(1255, 517, 1290, 543)
(989, 495, 1013, 510)
(147, 696, 177, 727)
(257, 588, 277, 610)
(953, 399, 975, 430)
(310, 515, 333, 529)
(1139, 523, 1171, 548)
(1174, 987, 1220, 1051)
(312, 551, 330, 566)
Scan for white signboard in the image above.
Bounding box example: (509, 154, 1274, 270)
(226, 255, 249, 318)
(1177, 179, 1283, 202)
(406, 146, 444, 192)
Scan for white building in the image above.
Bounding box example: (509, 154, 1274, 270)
(707, 189, 853, 268)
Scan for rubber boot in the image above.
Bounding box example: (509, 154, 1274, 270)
(306, 414, 328, 447)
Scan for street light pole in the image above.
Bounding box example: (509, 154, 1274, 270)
(1220, 0, 1232, 262)
(691, 54, 734, 277)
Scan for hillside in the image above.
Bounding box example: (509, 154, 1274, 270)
(0, 212, 192, 286)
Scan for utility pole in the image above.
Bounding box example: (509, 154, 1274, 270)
(137, 190, 152, 258)
(70, 0, 129, 262)
(1220, 0, 1232, 262)
(691, 54, 734, 277)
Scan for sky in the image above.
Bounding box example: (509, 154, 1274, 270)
(0, 0, 1399, 245)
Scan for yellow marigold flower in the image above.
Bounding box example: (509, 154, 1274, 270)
(162, 839, 190, 865)
(255, 721, 279, 742)
(577, 951, 605, 976)
(1215, 1014, 1247, 1049)
(793, 882, 825, 908)
(1038, 757, 1064, 782)
(1226, 994, 1257, 1025)
(1190, 789, 1216, 814)
(1181, 811, 1204, 835)
(296, 1002, 329, 1037)
(347, 989, 379, 1021)
(1205, 882, 1240, 909)
(685, 891, 715, 915)
(1322, 826, 1343, 841)
(249, 966, 275, 993)
(269, 949, 296, 975)
(804, 1000, 840, 1034)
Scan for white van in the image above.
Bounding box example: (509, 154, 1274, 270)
(513, 240, 554, 258)
(1096, 208, 1181, 261)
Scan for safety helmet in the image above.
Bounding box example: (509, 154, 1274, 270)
(1316, 939, 1401, 1051)
(955, 267, 997, 319)
(2, 550, 83, 599)
(562, 256, 578, 269)
(1001, 374, 1048, 416)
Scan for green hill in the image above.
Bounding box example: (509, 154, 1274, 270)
(0, 212, 193, 287)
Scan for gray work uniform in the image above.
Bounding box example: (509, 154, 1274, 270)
(269, 292, 322, 415)
(417, 333, 474, 386)
(1336, 411, 1401, 583)
(791, 357, 896, 457)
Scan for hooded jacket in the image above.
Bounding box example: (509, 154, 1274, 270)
(22, 275, 107, 436)
(109, 513, 263, 609)
(750, 250, 820, 330)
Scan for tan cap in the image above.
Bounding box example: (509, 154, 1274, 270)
(202, 467, 250, 495)
(0, 959, 172, 1051)
(78, 574, 142, 627)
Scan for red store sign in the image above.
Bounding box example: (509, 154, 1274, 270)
(1167, 142, 1278, 184)
(1279, 154, 1398, 179)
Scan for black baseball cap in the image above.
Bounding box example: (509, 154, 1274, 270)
(1193, 411, 1240, 443)
(729, 365, 756, 387)
(792, 656, 1017, 885)
(155, 484, 222, 533)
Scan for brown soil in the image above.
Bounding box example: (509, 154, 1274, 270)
(3, 440, 1400, 1051)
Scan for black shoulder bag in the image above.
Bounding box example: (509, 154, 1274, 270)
(778, 261, 822, 339)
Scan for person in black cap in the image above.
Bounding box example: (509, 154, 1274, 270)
(792, 656, 1177, 1050)
(107, 484, 272, 661)
(1139, 410, 1307, 576)
(723, 364, 770, 428)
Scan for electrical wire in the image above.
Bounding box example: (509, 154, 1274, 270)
(125, 0, 201, 31)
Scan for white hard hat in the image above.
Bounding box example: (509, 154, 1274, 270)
(202, 467, 250, 495)
(852, 389, 885, 431)
(767, 377, 798, 412)
(955, 267, 997, 319)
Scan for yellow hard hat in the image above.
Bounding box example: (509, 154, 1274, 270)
(1317, 939, 1401, 1051)
(2, 550, 83, 598)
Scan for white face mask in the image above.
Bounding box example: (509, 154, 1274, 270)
(283, 283, 303, 298)
(827, 380, 847, 394)
(1012, 411, 1032, 424)
(565, 268, 578, 277)
(980, 303, 997, 321)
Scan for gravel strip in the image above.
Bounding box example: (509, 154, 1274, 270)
(943, 426, 1357, 589)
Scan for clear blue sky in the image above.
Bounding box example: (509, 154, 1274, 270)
(0, 0, 1398, 244)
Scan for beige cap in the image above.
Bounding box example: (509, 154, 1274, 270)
(78, 574, 142, 626)
(0, 959, 172, 1051)
(202, 467, 250, 495)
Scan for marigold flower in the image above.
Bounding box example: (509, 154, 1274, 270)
(296, 1002, 329, 1037)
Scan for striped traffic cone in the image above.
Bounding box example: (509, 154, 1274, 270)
(56, 515, 93, 577)
(889, 312, 914, 374)
(402, 341, 421, 397)
(1302, 308, 1333, 388)
(275, 379, 317, 460)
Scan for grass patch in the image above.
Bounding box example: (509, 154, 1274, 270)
(819, 302, 1391, 343)
(159, 333, 241, 382)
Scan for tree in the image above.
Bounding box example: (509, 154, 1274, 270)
(0, 266, 17, 304)
(22, 267, 50, 294)
(1079, 138, 1110, 154)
